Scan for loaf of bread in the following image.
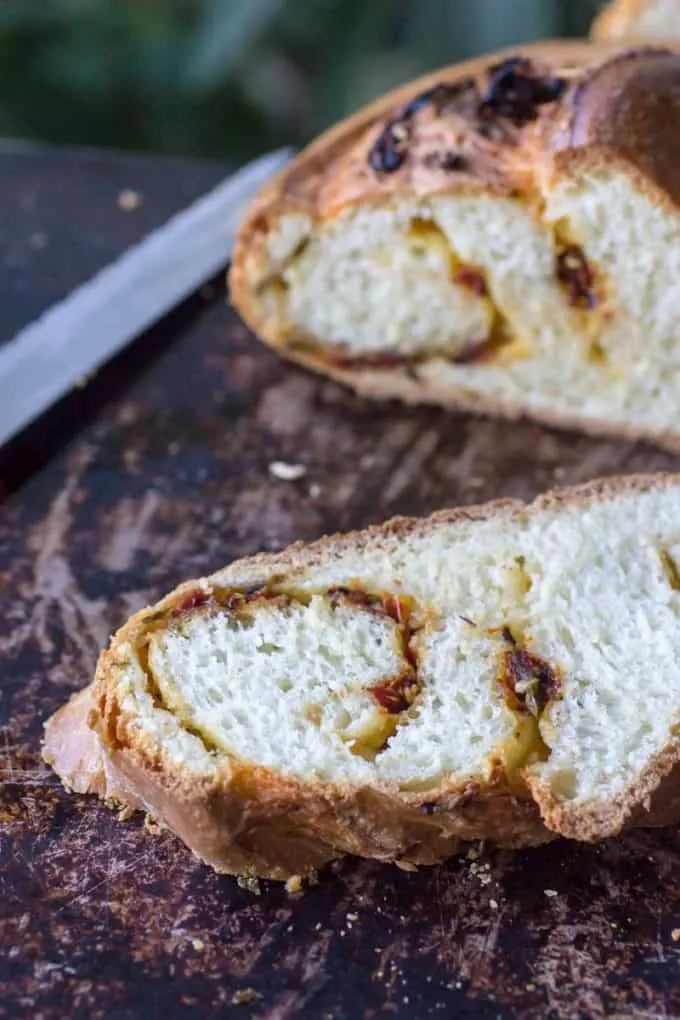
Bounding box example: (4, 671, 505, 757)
(44, 474, 680, 880)
(230, 41, 680, 451)
(593, 0, 680, 41)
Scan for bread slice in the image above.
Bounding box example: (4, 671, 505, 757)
(44, 474, 680, 879)
(592, 0, 680, 42)
(230, 41, 680, 451)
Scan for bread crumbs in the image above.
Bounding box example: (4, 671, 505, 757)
(269, 461, 307, 481)
(469, 861, 491, 886)
(237, 876, 261, 895)
(231, 989, 258, 1005)
(672, 928, 680, 942)
(118, 189, 143, 211)
(285, 874, 303, 894)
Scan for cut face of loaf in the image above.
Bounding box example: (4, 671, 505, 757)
(44, 475, 680, 879)
(231, 42, 680, 450)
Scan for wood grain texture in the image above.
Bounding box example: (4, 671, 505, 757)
(2, 144, 680, 1020)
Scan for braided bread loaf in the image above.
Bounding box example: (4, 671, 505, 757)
(231, 42, 680, 450)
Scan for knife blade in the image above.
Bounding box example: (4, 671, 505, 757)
(0, 146, 293, 448)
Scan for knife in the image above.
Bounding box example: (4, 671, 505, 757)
(0, 146, 293, 448)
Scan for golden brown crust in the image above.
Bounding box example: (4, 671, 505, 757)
(591, 0, 674, 42)
(42, 472, 680, 878)
(209, 471, 675, 598)
(591, 0, 645, 41)
(542, 45, 680, 211)
(233, 41, 624, 220)
(230, 41, 617, 304)
(527, 739, 680, 842)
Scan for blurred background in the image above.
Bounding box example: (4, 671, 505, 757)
(0, 0, 604, 162)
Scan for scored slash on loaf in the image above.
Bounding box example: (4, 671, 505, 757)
(230, 40, 680, 451)
(44, 474, 680, 881)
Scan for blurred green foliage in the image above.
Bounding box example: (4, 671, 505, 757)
(0, 0, 603, 160)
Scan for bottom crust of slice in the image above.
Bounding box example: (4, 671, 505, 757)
(44, 686, 554, 881)
(273, 344, 680, 454)
(43, 684, 680, 881)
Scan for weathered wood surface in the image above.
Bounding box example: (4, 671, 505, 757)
(2, 145, 680, 1020)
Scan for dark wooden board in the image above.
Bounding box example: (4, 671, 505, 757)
(2, 144, 680, 1020)
(0, 141, 232, 343)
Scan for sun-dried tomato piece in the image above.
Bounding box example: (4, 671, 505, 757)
(480, 57, 567, 125)
(453, 338, 494, 365)
(325, 350, 408, 370)
(369, 78, 480, 175)
(225, 587, 283, 613)
(381, 592, 410, 625)
(327, 586, 381, 610)
(501, 648, 561, 716)
(369, 671, 419, 714)
(501, 626, 517, 647)
(368, 120, 409, 174)
(556, 244, 597, 309)
(454, 266, 489, 297)
(171, 589, 215, 617)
